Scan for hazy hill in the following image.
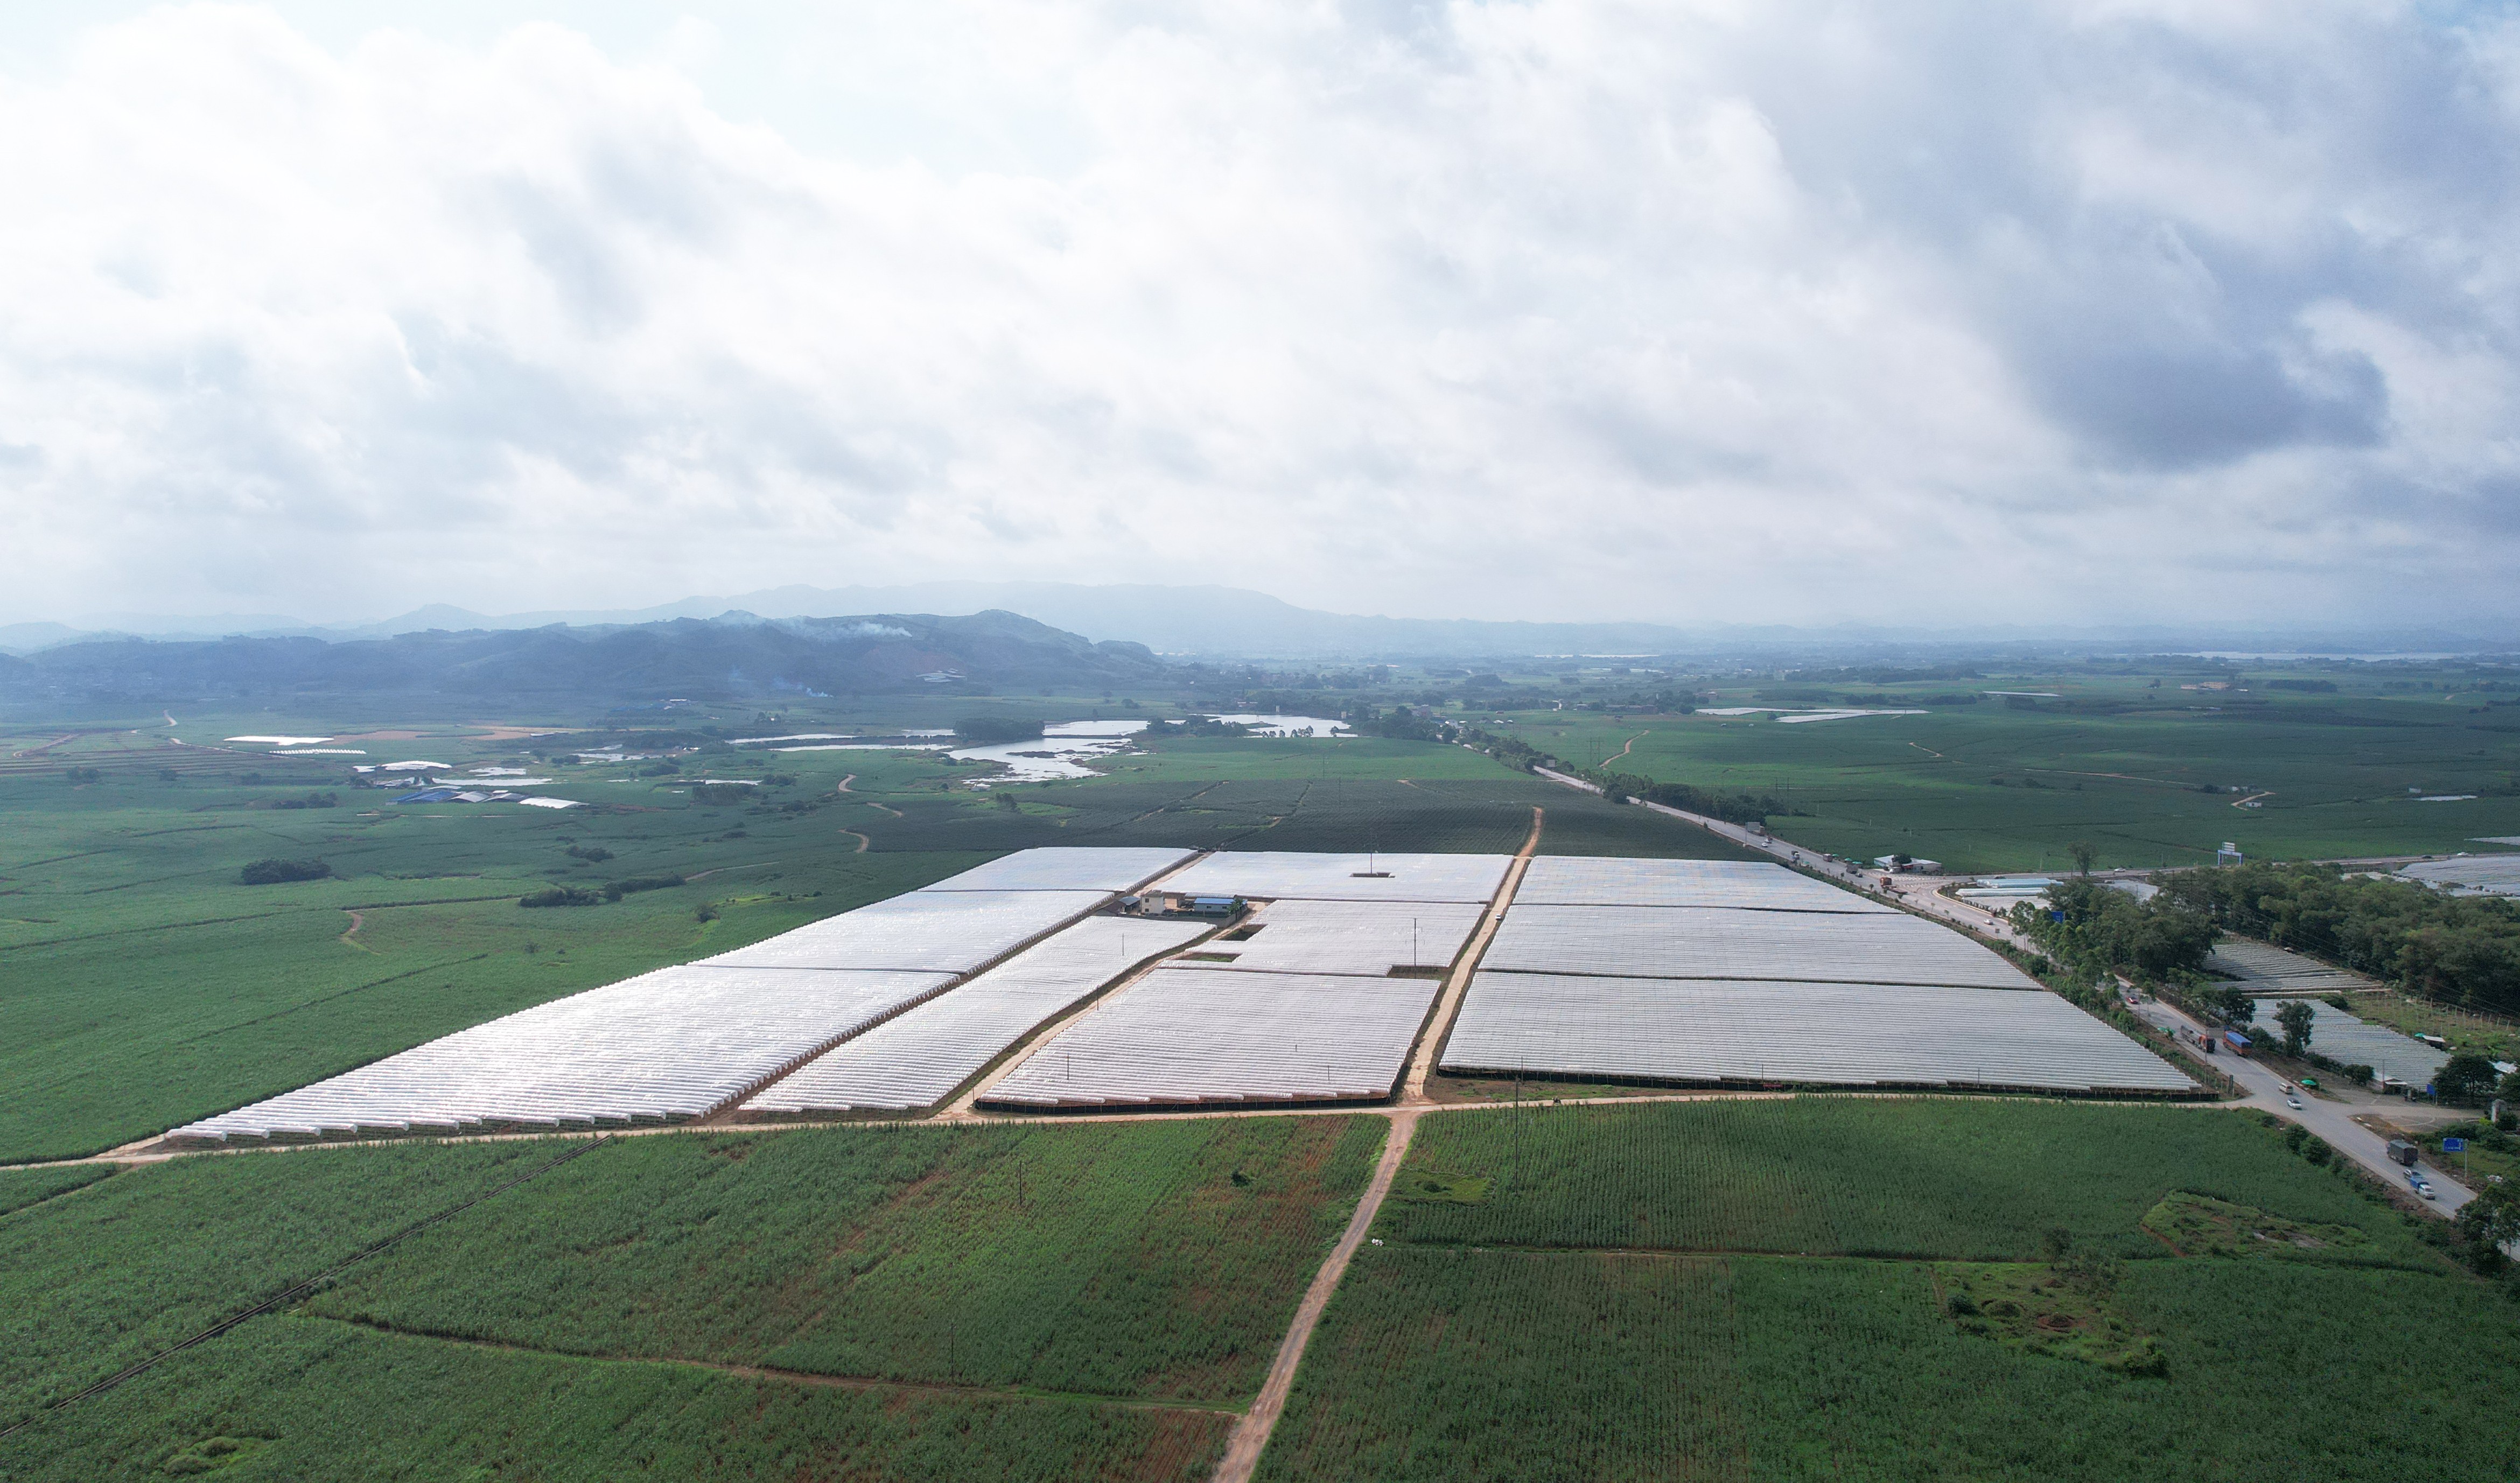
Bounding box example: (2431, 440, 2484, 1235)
(7, 582, 2509, 661)
(0, 611, 1170, 708)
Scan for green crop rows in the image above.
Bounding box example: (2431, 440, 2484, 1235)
(1, 1117, 1383, 1478)
(309, 1115, 1387, 1404)
(1381, 1099, 2440, 1267)
(0, 1162, 118, 1218)
(0, 1140, 563, 1415)
(1261, 1097, 2509, 1482)
(1258, 1250, 2514, 1483)
(8, 1319, 1233, 1483)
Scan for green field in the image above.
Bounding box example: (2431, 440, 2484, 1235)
(6, 1316, 1231, 1482)
(1492, 667, 2520, 871)
(1258, 1250, 2510, 1483)
(0, 1162, 117, 1217)
(309, 1116, 1385, 1404)
(0, 1116, 1382, 1477)
(1259, 1096, 2507, 1482)
(1380, 1099, 2440, 1267)
(1, 1139, 565, 1414)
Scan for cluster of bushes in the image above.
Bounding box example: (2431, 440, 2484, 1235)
(2009, 877, 2217, 985)
(1457, 725, 1547, 771)
(62, 766, 102, 785)
(1141, 716, 1252, 738)
(239, 858, 331, 885)
(519, 873, 684, 908)
(265, 792, 336, 810)
(1347, 706, 1454, 743)
(1591, 768, 1799, 826)
(2157, 862, 2520, 1017)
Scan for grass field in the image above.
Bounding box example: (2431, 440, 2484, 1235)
(1378, 1099, 2442, 1267)
(1493, 670, 2520, 871)
(1257, 1250, 2512, 1483)
(1, 1116, 1382, 1478)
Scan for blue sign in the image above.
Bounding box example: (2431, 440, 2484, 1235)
(2442, 1137, 2467, 1152)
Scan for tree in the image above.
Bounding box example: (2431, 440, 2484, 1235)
(2274, 1000, 2315, 1059)
(2069, 841, 2098, 876)
(2433, 1051, 2500, 1106)
(2452, 1181, 2520, 1273)
(239, 858, 331, 885)
(2204, 984, 2255, 1026)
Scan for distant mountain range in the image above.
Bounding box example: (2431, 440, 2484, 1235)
(2, 582, 2511, 661)
(0, 611, 1170, 708)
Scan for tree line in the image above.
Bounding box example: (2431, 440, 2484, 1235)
(2156, 862, 2520, 1019)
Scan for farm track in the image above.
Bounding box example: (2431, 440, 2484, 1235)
(1210, 1109, 1419, 1483)
(684, 861, 787, 881)
(1214, 803, 1543, 1482)
(0, 1136, 618, 1442)
(301, 1316, 1245, 1415)
(1402, 806, 1541, 1102)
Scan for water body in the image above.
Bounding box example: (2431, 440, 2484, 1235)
(1207, 713, 1352, 737)
(954, 719, 1148, 783)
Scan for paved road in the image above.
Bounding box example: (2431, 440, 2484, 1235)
(1534, 767, 2033, 948)
(2124, 991, 2475, 1216)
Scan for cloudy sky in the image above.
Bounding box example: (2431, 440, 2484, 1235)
(1, 2, 2515, 631)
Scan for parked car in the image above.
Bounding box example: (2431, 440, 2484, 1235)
(2285, 1096, 2303, 1110)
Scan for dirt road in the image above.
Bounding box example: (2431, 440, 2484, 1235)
(1208, 1108, 1419, 1483)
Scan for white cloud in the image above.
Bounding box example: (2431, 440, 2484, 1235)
(0, 1, 2516, 630)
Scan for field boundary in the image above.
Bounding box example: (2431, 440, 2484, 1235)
(300, 1314, 1248, 1415)
(10, 1086, 2273, 1175)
